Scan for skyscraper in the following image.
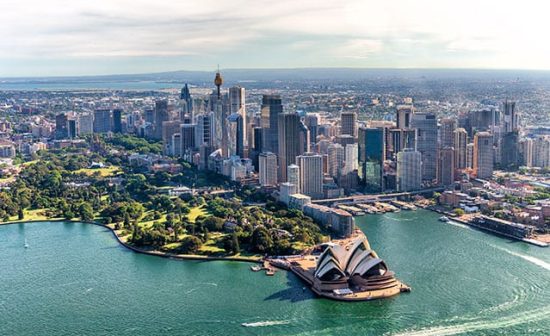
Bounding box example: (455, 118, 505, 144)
(502, 100, 518, 133)
(78, 113, 94, 135)
(327, 143, 345, 178)
(227, 113, 244, 158)
(181, 124, 197, 156)
(261, 94, 283, 154)
(229, 86, 246, 155)
(411, 113, 438, 181)
(532, 136, 550, 168)
(297, 153, 324, 199)
(112, 108, 122, 133)
(278, 113, 304, 182)
(180, 83, 193, 119)
(453, 128, 468, 169)
(473, 132, 494, 179)
(438, 147, 455, 186)
(93, 109, 112, 133)
(440, 118, 456, 148)
(55, 113, 68, 139)
(340, 111, 357, 138)
(154, 100, 170, 140)
(500, 131, 520, 169)
(304, 113, 319, 145)
(287, 164, 300, 191)
(259, 152, 278, 187)
(358, 127, 385, 192)
(162, 121, 181, 155)
(396, 105, 414, 129)
(397, 149, 422, 191)
(343, 143, 358, 175)
(466, 143, 474, 169)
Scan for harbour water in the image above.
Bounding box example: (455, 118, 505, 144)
(1, 210, 549, 335)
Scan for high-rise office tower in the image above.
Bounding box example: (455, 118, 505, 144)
(327, 143, 345, 178)
(196, 113, 214, 148)
(500, 131, 520, 169)
(93, 109, 112, 133)
(181, 124, 197, 156)
(145, 109, 155, 124)
(260, 94, 283, 154)
(390, 128, 417, 157)
(438, 147, 455, 186)
(411, 113, 438, 181)
(227, 113, 245, 158)
(340, 111, 357, 138)
(162, 121, 181, 155)
(532, 136, 550, 168)
(180, 84, 193, 119)
(287, 164, 300, 191)
(396, 105, 414, 129)
(259, 152, 278, 187)
(521, 138, 533, 167)
(397, 148, 422, 191)
(299, 121, 310, 154)
(229, 86, 246, 153)
(154, 100, 170, 140)
(343, 143, 359, 174)
(473, 132, 494, 179)
(55, 113, 69, 139)
(466, 143, 474, 169)
(440, 118, 456, 148)
(297, 153, 324, 199)
(278, 113, 304, 182)
(78, 113, 94, 135)
(67, 118, 77, 139)
(502, 100, 518, 133)
(358, 127, 385, 192)
(172, 133, 182, 157)
(453, 128, 468, 169)
(112, 108, 122, 133)
(304, 113, 319, 145)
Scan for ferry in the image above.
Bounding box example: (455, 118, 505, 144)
(439, 216, 450, 222)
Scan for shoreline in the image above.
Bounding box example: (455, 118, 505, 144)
(425, 207, 549, 247)
(0, 219, 262, 264)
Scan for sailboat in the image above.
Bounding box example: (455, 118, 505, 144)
(24, 238, 29, 249)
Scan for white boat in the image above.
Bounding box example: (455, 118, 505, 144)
(24, 239, 29, 248)
(250, 265, 262, 272)
(439, 216, 449, 222)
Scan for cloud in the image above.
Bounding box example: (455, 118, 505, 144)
(1, 0, 550, 75)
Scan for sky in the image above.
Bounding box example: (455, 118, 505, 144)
(1, 0, 550, 77)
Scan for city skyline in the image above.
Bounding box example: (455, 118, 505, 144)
(3, 0, 550, 77)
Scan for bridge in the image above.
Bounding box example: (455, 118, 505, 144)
(311, 187, 445, 205)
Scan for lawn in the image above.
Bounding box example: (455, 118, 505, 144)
(74, 166, 121, 177)
(5, 208, 60, 223)
(187, 205, 210, 223)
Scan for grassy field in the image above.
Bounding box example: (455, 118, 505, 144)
(74, 166, 121, 177)
(187, 205, 210, 223)
(4, 208, 61, 223)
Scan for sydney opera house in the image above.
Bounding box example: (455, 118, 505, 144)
(290, 235, 409, 301)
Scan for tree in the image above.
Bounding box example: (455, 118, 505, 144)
(18, 208, 24, 220)
(178, 236, 202, 254)
(79, 203, 94, 221)
(123, 212, 131, 227)
(202, 216, 224, 231)
(251, 227, 273, 253)
(231, 232, 240, 254)
(453, 208, 465, 216)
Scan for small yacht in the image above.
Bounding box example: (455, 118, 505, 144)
(439, 216, 450, 222)
(24, 239, 29, 248)
(250, 265, 262, 272)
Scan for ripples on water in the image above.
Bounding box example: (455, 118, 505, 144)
(0, 214, 549, 336)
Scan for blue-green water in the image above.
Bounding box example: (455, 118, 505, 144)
(1, 210, 549, 335)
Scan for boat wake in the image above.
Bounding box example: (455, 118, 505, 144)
(241, 320, 290, 327)
(392, 305, 550, 336)
(446, 220, 471, 230)
(489, 245, 550, 271)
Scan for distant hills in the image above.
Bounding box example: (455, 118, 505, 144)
(3, 68, 550, 85)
